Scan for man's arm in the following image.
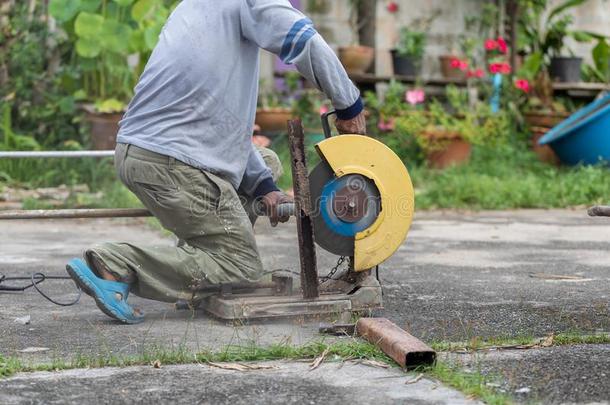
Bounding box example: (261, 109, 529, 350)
(241, 144, 291, 226)
(240, 0, 366, 133)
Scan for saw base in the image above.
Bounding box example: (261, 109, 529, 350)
(201, 285, 382, 321)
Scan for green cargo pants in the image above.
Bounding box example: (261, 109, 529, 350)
(85, 143, 283, 304)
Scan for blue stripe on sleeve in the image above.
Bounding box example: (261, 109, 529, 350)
(280, 18, 313, 62)
(285, 27, 317, 64)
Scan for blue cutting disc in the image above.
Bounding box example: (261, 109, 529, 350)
(309, 161, 381, 256)
(320, 175, 380, 237)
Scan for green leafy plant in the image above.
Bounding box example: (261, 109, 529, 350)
(0, 1, 82, 148)
(395, 28, 426, 60)
(394, 11, 440, 60)
(49, 0, 178, 112)
(583, 38, 610, 82)
(395, 97, 510, 155)
(518, 0, 608, 69)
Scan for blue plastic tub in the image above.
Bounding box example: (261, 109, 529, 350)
(538, 93, 610, 166)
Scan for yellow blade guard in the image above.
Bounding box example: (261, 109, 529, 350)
(315, 135, 415, 271)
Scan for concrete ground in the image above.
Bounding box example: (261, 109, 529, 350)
(1, 209, 609, 404)
(0, 361, 478, 405)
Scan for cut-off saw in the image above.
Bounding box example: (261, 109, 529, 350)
(200, 111, 415, 320)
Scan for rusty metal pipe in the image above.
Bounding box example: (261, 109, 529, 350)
(588, 205, 610, 217)
(356, 318, 436, 369)
(0, 208, 152, 220)
(0, 204, 296, 221)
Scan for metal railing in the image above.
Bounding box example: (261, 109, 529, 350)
(0, 151, 115, 158)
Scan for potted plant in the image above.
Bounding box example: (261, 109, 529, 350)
(518, 0, 608, 83)
(255, 72, 300, 132)
(338, 0, 375, 75)
(395, 89, 509, 169)
(392, 28, 426, 77)
(49, 0, 171, 149)
(390, 11, 439, 77)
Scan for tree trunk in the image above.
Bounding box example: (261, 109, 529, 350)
(357, 0, 376, 73)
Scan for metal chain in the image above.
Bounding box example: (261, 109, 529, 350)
(319, 256, 350, 283)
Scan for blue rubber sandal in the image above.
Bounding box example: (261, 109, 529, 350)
(66, 258, 144, 324)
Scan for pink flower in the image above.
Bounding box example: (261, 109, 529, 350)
(458, 60, 469, 71)
(497, 37, 508, 54)
(515, 78, 530, 93)
(377, 117, 396, 132)
(387, 1, 399, 13)
(406, 89, 425, 105)
(485, 39, 498, 51)
(252, 135, 271, 147)
(319, 105, 329, 115)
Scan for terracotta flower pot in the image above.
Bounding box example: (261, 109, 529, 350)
(523, 111, 570, 129)
(338, 46, 375, 75)
(255, 108, 294, 132)
(84, 111, 123, 150)
(423, 130, 472, 169)
(530, 127, 560, 165)
(439, 55, 465, 79)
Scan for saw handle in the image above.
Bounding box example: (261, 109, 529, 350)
(321, 110, 337, 139)
(253, 201, 296, 218)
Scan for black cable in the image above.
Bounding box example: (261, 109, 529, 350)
(0, 272, 81, 306)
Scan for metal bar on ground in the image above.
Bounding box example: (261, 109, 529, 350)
(288, 119, 319, 299)
(0, 208, 152, 220)
(588, 206, 610, 217)
(0, 151, 115, 158)
(356, 318, 436, 369)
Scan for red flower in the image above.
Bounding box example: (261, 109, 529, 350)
(489, 62, 512, 75)
(450, 58, 468, 71)
(387, 1, 399, 13)
(497, 36, 508, 54)
(515, 78, 530, 93)
(467, 68, 485, 78)
(485, 39, 498, 51)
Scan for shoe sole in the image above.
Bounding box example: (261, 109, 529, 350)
(66, 264, 142, 325)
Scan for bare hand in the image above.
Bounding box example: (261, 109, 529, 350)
(335, 111, 366, 135)
(262, 191, 293, 227)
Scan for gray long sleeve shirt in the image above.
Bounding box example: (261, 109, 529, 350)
(117, 0, 362, 197)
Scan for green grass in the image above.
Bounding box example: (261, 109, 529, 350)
(429, 332, 610, 352)
(5, 332, 607, 404)
(410, 144, 610, 210)
(0, 157, 116, 190)
(0, 340, 391, 379)
(423, 362, 513, 405)
(1, 340, 513, 404)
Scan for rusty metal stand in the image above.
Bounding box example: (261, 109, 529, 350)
(287, 119, 319, 299)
